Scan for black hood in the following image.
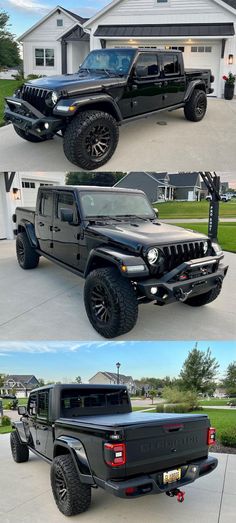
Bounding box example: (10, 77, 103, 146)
(86, 220, 209, 252)
(26, 72, 127, 94)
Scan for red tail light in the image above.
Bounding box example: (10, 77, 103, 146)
(207, 427, 216, 445)
(104, 442, 126, 467)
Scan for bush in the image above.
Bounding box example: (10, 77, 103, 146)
(162, 386, 200, 410)
(220, 428, 236, 448)
(156, 404, 164, 413)
(1, 415, 11, 426)
(164, 403, 191, 413)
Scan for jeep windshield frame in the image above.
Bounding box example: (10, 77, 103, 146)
(79, 190, 156, 220)
(79, 48, 136, 76)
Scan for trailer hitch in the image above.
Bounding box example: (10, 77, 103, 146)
(166, 488, 185, 503)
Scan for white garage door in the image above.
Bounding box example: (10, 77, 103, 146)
(21, 180, 54, 207)
(106, 39, 220, 97)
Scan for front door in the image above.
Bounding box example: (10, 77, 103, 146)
(52, 190, 82, 269)
(160, 53, 186, 108)
(35, 190, 53, 254)
(130, 52, 163, 116)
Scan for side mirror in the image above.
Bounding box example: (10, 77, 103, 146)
(153, 207, 159, 218)
(18, 405, 27, 416)
(60, 208, 74, 223)
(134, 65, 148, 79)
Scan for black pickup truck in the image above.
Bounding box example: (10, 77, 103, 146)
(13, 185, 228, 338)
(11, 384, 218, 516)
(5, 48, 214, 170)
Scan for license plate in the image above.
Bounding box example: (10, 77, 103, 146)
(163, 468, 181, 484)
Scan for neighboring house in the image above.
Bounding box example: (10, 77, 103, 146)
(0, 172, 65, 240)
(201, 179, 229, 197)
(115, 172, 174, 202)
(115, 171, 201, 202)
(89, 371, 137, 394)
(2, 375, 40, 398)
(213, 387, 228, 398)
(19, 6, 89, 77)
(84, 0, 236, 98)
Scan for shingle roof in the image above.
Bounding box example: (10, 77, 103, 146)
(101, 372, 133, 383)
(169, 172, 201, 187)
(60, 6, 88, 24)
(223, 0, 236, 8)
(5, 375, 38, 385)
(95, 23, 234, 38)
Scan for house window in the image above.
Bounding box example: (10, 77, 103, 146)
(35, 48, 55, 67)
(157, 0, 168, 2)
(57, 19, 63, 27)
(22, 181, 35, 189)
(191, 46, 212, 53)
(165, 46, 185, 53)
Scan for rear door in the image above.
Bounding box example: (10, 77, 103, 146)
(160, 53, 186, 107)
(35, 389, 53, 458)
(130, 52, 162, 115)
(52, 190, 82, 269)
(35, 189, 53, 254)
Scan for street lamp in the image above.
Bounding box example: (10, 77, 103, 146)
(116, 362, 121, 384)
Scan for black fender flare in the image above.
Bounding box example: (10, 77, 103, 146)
(184, 80, 207, 102)
(53, 93, 123, 122)
(53, 436, 94, 483)
(84, 246, 149, 277)
(11, 420, 28, 444)
(17, 220, 39, 249)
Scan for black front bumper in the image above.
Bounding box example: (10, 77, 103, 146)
(4, 97, 63, 137)
(94, 456, 218, 498)
(137, 256, 228, 305)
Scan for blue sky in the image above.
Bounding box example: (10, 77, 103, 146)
(0, 341, 235, 383)
(1, 0, 111, 37)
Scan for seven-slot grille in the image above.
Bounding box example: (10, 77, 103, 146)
(21, 85, 52, 114)
(162, 241, 207, 272)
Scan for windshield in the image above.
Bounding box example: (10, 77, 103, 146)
(80, 191, 155, 219)
(80, 49, 136, 75)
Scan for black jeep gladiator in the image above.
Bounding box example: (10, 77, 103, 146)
(11, 384, 218, 516)
(13, 185, 228, 338)
(5, 48, 214, 170)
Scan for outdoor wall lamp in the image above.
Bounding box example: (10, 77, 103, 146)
(12, 187, 21, 200)
(228, 54, 234, 65)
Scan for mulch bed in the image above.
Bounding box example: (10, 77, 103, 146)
(211, 441, 236, 454)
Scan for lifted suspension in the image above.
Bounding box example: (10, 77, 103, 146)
(166, 489, 185, 503)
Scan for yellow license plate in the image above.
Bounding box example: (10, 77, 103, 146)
(163, 468, 181, 484)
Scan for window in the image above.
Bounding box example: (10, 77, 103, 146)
(163, 54, 180, 75)
(39, 191, 53, 217)
(22, 181, 35, 189)
(38, 391, 49, 419)
(61, 387, 130, 417)
(135, 53, 160, 77)
(191, 46, 212, 53)
(57, 19, 63, 27)
(35, 48, 55, 67)
(28, 393, 37, 416)
(56, 192, 78, 222)
(165, 46, 185, 53)
(157, 0, 168, 2)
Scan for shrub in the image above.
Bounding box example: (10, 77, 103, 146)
(220, 428, 236, 448)
(156, 404, 164, 413)
(164, 403, 190, 413)
(1, 415, 11, 427)
(162, 386, 200, 410)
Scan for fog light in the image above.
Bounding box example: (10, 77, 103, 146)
(44, 122, 49, 130)
(150, 286, 158, 295)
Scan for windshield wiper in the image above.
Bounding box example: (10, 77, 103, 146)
(78, 68, 91, 74)
(117, 214, 150, 221)
(86, 215, 123, 223)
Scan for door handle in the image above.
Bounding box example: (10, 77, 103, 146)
(53, 227, 61, 232)
(162, 81, 168, 87)
(38, 222, 44, 227)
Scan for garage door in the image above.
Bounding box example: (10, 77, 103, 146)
(106, 40, 220, 97)
(21, 180, 54, 207)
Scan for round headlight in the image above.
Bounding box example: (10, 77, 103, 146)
(203, 241, 208, 255)
(51, 91, 58, 105)
(147, 248, 159, 265)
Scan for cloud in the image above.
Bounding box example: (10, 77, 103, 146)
(0, 340, 129, 355)
(7, 0, 50, 13)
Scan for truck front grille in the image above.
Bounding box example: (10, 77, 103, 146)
(21, 85, 52, 115)
(162, 241, 206, 272)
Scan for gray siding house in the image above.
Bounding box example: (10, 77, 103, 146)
(115, 172, 174, 202)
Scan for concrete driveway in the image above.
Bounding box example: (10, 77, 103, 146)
(0, 98, 236, 171)
(0, 240, 235, 340)
(0, 433, 235, 523)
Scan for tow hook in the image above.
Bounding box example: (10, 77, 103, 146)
(175, 288, 193, 303)
(166, 489, 185, 503)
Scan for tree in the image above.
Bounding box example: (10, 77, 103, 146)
(224, 362, 236, 395)
(0, 374, 5, 388)
(179, 344, 219, 394)
(75, 376, 82, 384)
(37, 378, 45, 387)
(0, 10, 21, 68)
(149, 390, 156, 404)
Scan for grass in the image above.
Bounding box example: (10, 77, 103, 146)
(0, 79, 22, 126)
(174, 222, 236, 252)
(199, 399, 230, 406)
(0, 425, 13, 434)
(192, 409, 236, 440)
(155, 200, 236, 219)
(2, 397, 28, 408)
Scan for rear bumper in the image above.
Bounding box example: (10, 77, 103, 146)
(137, 257, 228, 305)
(94, 456, 218, 498)
(4, 97, 63, 136)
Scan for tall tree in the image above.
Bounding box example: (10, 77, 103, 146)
(0, 10, 21, 68)
(75, 376, 82, 384)
(179, 344, 219, 394)
(224, 362, 236, 395)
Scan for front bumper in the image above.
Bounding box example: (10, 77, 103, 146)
(4, 97, 63, 136)
(94, 456, 218, 498)
(137, 256, 228, 304)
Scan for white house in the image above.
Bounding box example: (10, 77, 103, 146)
(2, 375, 40, 398)
(19, 6, 90, 77)
(84, 0, 236, 98)
(89, 371, 137, 393)
(0, 172, 65, 240)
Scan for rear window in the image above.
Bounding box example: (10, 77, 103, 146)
(61, 387, 130, 417)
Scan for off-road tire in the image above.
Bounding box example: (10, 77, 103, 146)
(84, 267, 138, 338)
(63, 110, 119, 170)
(184, 90, 207, 122)
(10, 431, 29, 463)
(13, 125, 52, 142)
(16, 232, 39, 269)
(51, 455, 91, 516)
(184, 285, 221, 307)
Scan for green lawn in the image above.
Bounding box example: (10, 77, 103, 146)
(0, 79, 22, 126)
(175, 222, 236, 253)
(155, 200, 236, 219)
(2, 397, 27, 408)
(0, 425, 12, 434)
(199, 399, 230, 406)
(192, 409, 236, 440)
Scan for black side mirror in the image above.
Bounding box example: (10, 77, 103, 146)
(60, 208, 74, 223)
(18, 405, 27, 416)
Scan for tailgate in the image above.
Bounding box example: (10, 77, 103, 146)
(124, 414, 210, 476)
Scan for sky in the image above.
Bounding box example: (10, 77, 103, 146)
(1, 0, 111, 37)
(0, 340, 235, 383)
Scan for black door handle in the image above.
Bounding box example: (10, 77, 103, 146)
(38, 222, 44, 227)
(53, 227, 61, 232)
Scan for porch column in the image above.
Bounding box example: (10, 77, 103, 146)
(61, 40, 68, 74)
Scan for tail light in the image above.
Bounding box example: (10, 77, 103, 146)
(207, 427, 216, 446)
(104, 442, 126, 467)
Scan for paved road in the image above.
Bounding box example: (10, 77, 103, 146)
(0, 434, 235, 523)
(0, 240, 235, 340)
(0, 98, 236, 171)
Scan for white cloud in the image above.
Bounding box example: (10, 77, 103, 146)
(7, 0, 50, 13)
(0, 340, 129, 355)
